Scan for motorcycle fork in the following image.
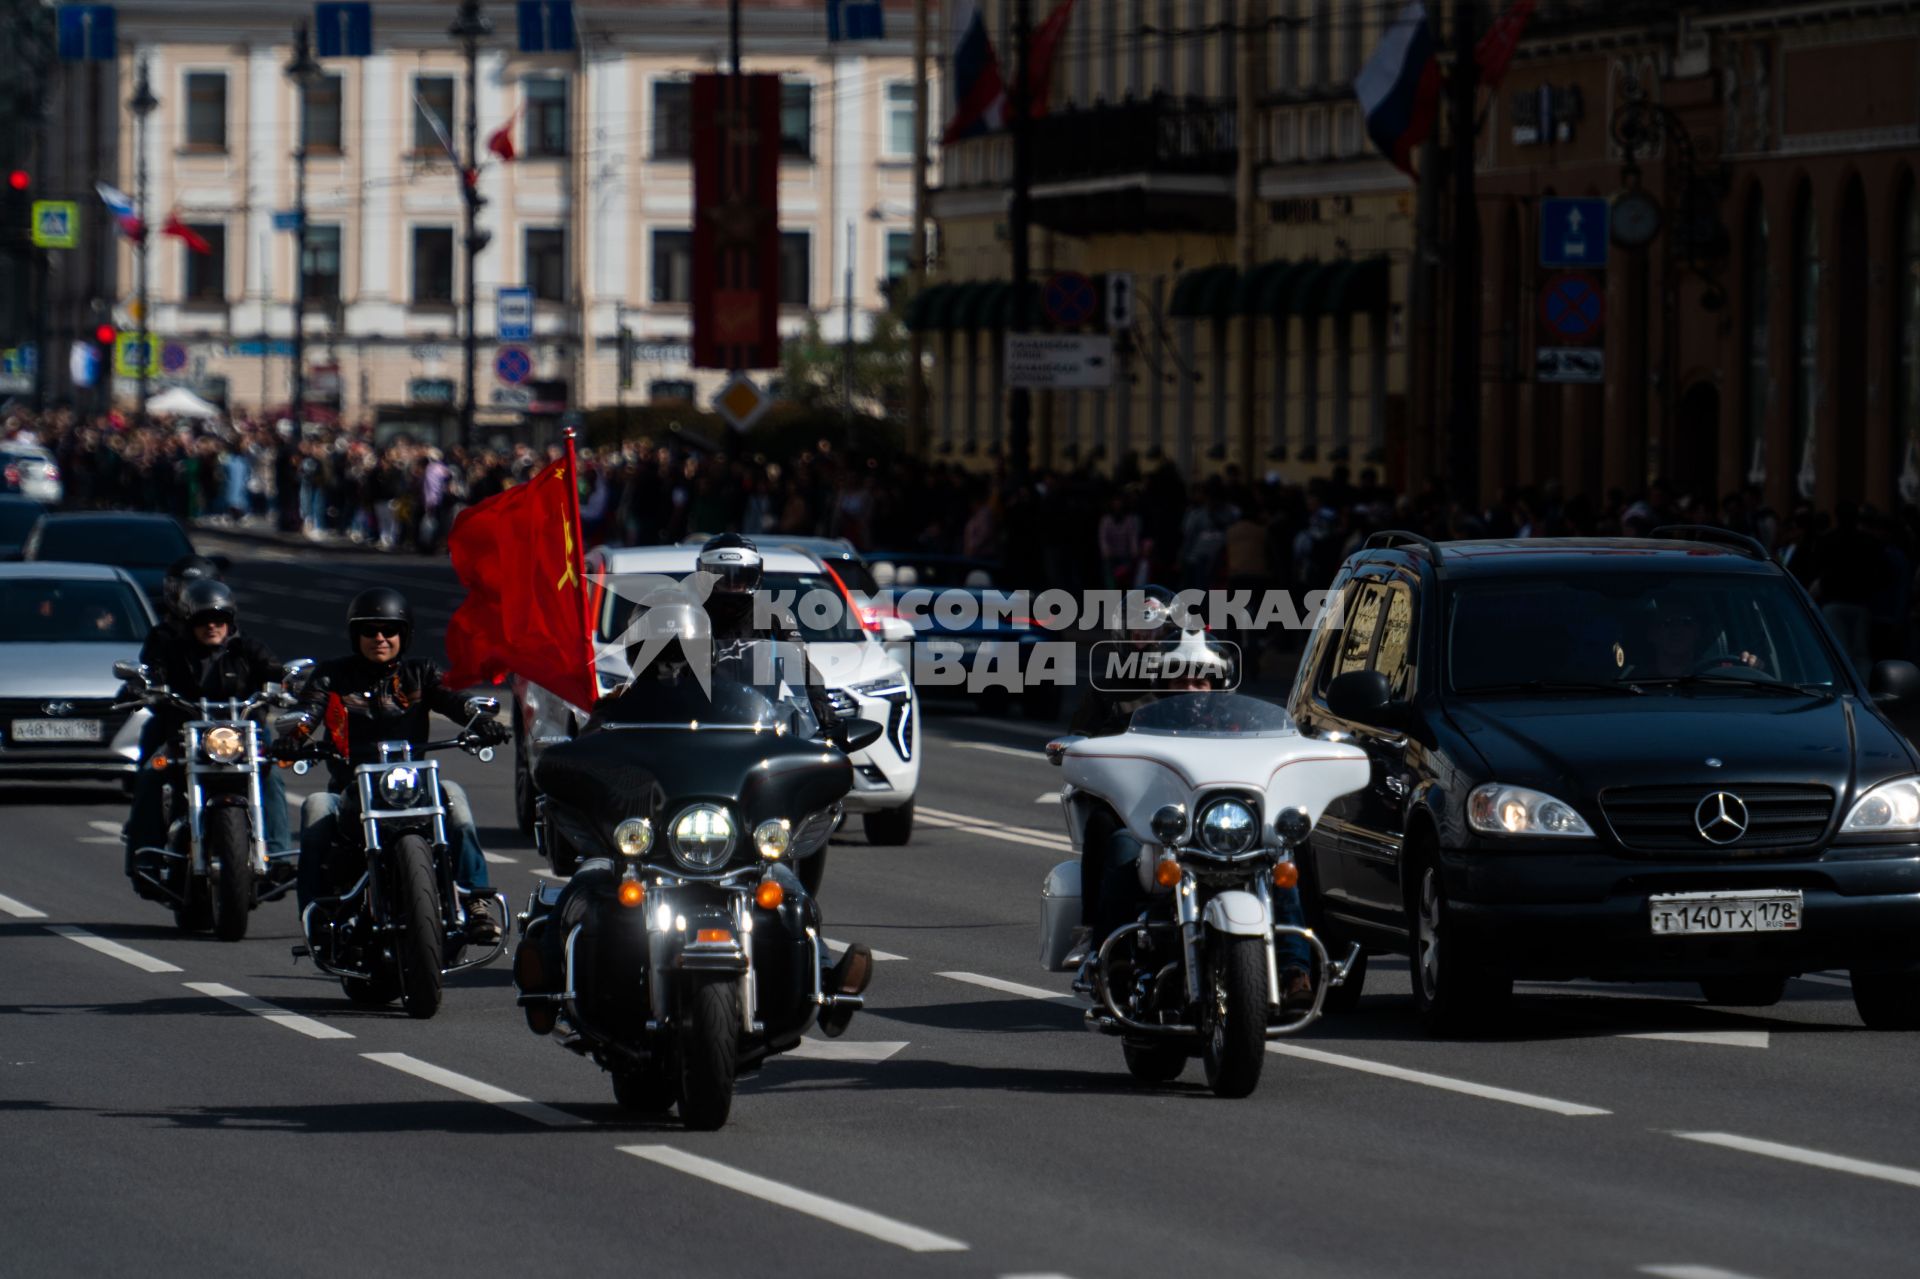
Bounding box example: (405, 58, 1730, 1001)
(1175, 870, 1203, 1006)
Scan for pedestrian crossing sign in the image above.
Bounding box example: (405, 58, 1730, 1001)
(114, 332, 161, 378)
(32, 201, 78, 249)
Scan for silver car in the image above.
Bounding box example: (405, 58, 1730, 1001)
(0, 563, 155, 782)
(1, 444, 64, 507)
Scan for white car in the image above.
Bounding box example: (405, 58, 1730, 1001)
(511, 544, 921, 855)
(1, 444, 63, 507)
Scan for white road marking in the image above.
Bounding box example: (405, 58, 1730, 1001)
(183, 982, 353, 1040)
(1621, 1030, 1769, 1049)
(937, 971, 1079, 1007)
(954, 741, 1044, 759)
(1673, 1131, 1920, 1190)
(46, 924, 182, 974)
(482, 852, 518, 865)
(1035, 792, 1062, 803)
(1793, 973, 1850, 989)
(87, 820, 122, 835)
(620, 1145, 968, 1253)
(1639, 1267, 1771, 1279)
(1266, 1043, 1612, 1117)
(533, 869, 567, 881)
(823, 937, 907, 962)
(361, 1052, 586, 1127)
(918, 806, 1072, 852)
(783, 1037, 909, 1063)
(76, 837, 120, 845)
(0, 892, 47, 919)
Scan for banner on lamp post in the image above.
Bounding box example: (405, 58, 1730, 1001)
(691, 73, 781, 371)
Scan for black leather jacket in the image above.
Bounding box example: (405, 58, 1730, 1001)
(140, 627, 283, 741)
(706, 600, 840, 734)
(292, 654, 471, 791)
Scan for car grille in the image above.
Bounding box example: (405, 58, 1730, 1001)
(0, 697, 129, 747)
(1599, 783, 1835, 854)
(825, 689, 858, 718)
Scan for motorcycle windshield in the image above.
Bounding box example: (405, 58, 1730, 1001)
(592, 639, 820, 736)
(1128, 692, 1298, 739)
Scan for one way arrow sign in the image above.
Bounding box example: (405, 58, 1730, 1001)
(1106, 271, 1135, 331)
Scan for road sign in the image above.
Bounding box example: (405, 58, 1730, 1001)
(56, 5, 115, 62)
(1006, 334, 1114, 389)
(491, 385, 532, 408)
(315, 2, 374, 57)
(272, 210, 303, 232)
(31, 201, 77, 249)
(495, 346, 532, 385)
(827, 0, 886, 40)
(0, 346, 36, 394)
(712, 372, 772, 430)
(1105, 271, 1135, 331)
(1539, 197, 1610, 268)
(517, 0, 576, 53)
(498, 287, 533, 342)
(1539, 271, 1605, 344)
(114, 332, 160, 379)
(160, 342, 187, 373)
(1042, 271, 1097, 329)
(1537, 347, 1604, 383)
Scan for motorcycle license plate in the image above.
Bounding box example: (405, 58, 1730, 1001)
(11, 718, 103, 743)
(1648, 890, 1802, 935)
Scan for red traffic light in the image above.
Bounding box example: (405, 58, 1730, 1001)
(95, 324, 117, 345)
(6, 170, 27, 191)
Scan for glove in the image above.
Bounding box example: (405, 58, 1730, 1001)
(267, 737, 304, 762)
(471, 718, 511, 746)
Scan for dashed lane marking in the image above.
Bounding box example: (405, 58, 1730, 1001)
(46, 924, 182, 974)
(1620, 1031, 1770, 1049)
(824, 937, 907, 962)
(1266, 1042, 1612, 1117)
(1639, 1267, 1771, 1279)
(0, 892, 47, 919)
(917, 806, 1072, 852)
(783, 1038, 909, 1063)
(1672, 1131, 1920, 1191)
(952, 741, 1046, 760)
(936, 971, 1079, 1007)
(184, 982, 354, 1040)
(361, 1052, 587, 1127)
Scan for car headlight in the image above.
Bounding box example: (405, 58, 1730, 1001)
(379, 766, 423, 809)
(1198, 798, 1259, 855)
(202, 725, 246, 764)
(754, 818, 791, 860)
(1467, 784, 1593, 837)
(670, 804, 735, 869)
(1841, 776, 1920, 833)
(613, 817, 654, 857)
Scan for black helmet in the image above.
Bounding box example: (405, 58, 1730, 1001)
(346, 587, 413, 655)
(180, 579, 237, 631)
(163, 555, 220, 620)
(698, 533, 764, 618)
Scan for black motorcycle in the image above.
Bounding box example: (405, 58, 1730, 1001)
(515, 640, 881, 1130)
(282, 696, 510, 1019)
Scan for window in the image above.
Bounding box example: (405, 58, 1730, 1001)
(1742, 188, 1770, 486)
(779, 231, 811, 308)
(1315, 580, 1383, 696)
(781, 83, 813, 159)
(1186, 0, 1205, 94)
(303, 225, 342, 304)
(525, 228, 565, 302)
(1900, 182, 1920, 504)
(1276, 0, 1300, 91)
(182, 224, 226, 302)
(885, 230, 913, 282)
(414, 76, 455, 153)
(651, 230, 692, 303)
(186, 72, 227, 150)
(526, 77, 567, 157)
(303, 74, 343, 151)
(1311, 0, 1331, 85)
(652, 81, 692, 159)
(1376, 583, 1415, 699)
(412, 227, 455, 304)
(1157, 1, 1175, 92)
(1792, 188, 1819, 499)
(884, 81, 915, 158)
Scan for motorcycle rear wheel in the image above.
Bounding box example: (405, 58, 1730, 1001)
(394, 833, 445, 1020)
(676, 978, 740, 1131)
(1200, 933, 1267, 1099)
(206, 806, 254, 943)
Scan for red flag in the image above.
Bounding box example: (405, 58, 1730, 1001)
(1026, 0, 1077, 119)
(444, 445, 597, 710)
(1475, 0, 1536, 89)
(162, 212, 213, 255)
(487, 106, 521, 162)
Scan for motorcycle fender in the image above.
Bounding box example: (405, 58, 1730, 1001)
(1039, 860, 1081, 972)
(1202, 891, 1271, 938)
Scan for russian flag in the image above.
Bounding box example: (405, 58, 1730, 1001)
(942, 0, 1005, 144)
(95, 181, 145, 243)
(1354, 2, 1441, 176)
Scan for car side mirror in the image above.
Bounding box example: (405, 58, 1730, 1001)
(838, 717, 884, 753)
(877, 615, 915, 644)
(1326, 669, 1409, 729)
(1869, 659, 1920, 706)
(463, 695, 502, 721)
(113, 660, 151, 692)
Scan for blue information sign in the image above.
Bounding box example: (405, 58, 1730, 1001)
(517, 0, 575, 53)
(827, 0, 886, 41)
(1539, 197, 1610, 269)
(315, 3, 373, 58)
(56, 5, 116, 62)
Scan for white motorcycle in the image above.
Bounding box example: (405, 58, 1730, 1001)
(1040, 692, 1370, 1097)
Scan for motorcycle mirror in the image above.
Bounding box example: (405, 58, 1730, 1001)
(1045, 735, 1084, 767)
(280, 657, 315, 695)
(840, 717, 884, 753)
(463, 695, 502, 721)
(274, 710, 315, 738)
(113, 660, 151, 691)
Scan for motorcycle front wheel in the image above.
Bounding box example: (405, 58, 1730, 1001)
(676, 978, 740, 1131)
(1200, 932, 1267, 1099)
(393, 833, 445, 1020)
(206, 806, 254, 943)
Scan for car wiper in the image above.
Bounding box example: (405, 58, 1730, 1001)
(1634, 674, 1829, 696)
(1460, 680, 1643, 696)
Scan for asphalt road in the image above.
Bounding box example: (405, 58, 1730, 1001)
(5, 534, 1920, 1278)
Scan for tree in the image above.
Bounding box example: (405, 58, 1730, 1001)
(778, 308, 913, 421)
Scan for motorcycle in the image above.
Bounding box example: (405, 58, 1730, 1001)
(514, 639, 882, 1130)
(1039, 691, 1371, 1097)
(281, 695, 510, 1019)
(114, 657, 314, 941)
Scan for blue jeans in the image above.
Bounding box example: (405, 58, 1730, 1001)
(1090, 827, 1313, 970)
(124, 727, 293, 871)
(296, 780, 489, 911)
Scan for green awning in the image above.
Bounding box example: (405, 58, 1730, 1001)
(1196, 266, 1240, 319)
(1231, 260, 1291, 314)
(1260, 260, 1319, 318)
(1286, 261, 1343, 316)
(1000, 279, 1041, 330)
(948, 282, 993, 330)
(904, 282, 956, 332)
(1323, 256, 1392, 314)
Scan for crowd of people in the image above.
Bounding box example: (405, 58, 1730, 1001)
(6, 405, 1917, 677)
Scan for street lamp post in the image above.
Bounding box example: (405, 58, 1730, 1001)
(450, 1, 493, 452)
(129, 60, 156, 428)
(286, 25, 323, 429)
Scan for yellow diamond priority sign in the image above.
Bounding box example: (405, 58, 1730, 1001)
(711, 372, 771, 431)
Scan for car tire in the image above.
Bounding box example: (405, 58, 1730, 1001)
(862, 801, 914, 847)
(1850, 971, 1920, 1030)
(512, 720, 538, 839)
(1698, 976, 1788, 1007)
(1409, 859, 1511, 1036)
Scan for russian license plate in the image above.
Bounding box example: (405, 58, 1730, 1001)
(1649, 890, 1803, 935)
(11, 718, 103, 743)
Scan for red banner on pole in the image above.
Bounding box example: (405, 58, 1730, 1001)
(692, 72, 781, 370)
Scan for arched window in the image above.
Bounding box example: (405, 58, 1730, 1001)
(1742, 187, 1770, 485)
(1792, 186, 1820, 498)
(1899, 176, 1920, 506)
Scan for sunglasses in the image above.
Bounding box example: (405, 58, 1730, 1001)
(353, 623, 404, 639)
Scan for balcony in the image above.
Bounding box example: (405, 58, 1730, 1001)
(1029, 95, 1240, 236)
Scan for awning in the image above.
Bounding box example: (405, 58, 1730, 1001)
(1323, 255, 1392, 314)
(904, 282, 957, 332)
(1286, 261, 1343, 316)
(999, 279, 1040, 330)
(1168, 264, 1238, 319)
(1231, 260, 1291, 314)
(1260, 260, 1320, 318)
(951, 282, 997, 331)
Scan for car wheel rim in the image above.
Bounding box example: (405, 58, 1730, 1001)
(1417, 870, 1441, 999)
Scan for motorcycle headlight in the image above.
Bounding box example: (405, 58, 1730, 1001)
(1150, 803, 1187, 846)
(1841, 776, 1920, 833)
(1467, 784, 1593, 837)
(670, 804, 735, 869)
(379, 766, 424, 809)
(613, 817, 654, 858)
(1197, 797, 1259, 855)
(1273, 806, 1313, 847)
(754, 818, 791, 860)
(202, 725, 246, 764)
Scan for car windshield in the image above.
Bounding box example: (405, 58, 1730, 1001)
(1446, 573, 1843, 693)
(595, 638, 821, 737)
(595, 571, 866, 645)
(1130, 692, 1298, 738)
(0, 502, 42, 541)
(37, 519, 191, 568)
(0, 578, 146, 643)
(869, 558, 996, 589)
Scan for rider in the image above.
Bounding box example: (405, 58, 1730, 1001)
(277, 587, 510, 944)
(122, 579, 294, 893)
(1064, 586, 1316, 1012)
(695, 533, 840, 735)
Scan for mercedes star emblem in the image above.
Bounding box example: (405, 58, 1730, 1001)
(42, 701, 74, 717)
(1694, 791, 1749, 844)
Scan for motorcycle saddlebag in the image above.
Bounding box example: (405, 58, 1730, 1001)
(1039, 860, 1082, 972)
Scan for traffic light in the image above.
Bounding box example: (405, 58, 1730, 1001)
(6, 171, 27, 191)
(95, 322, 116, 346)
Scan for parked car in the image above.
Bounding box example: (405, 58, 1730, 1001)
(512, 543, 921, 849)
(0, 562, 155, 783)
(22, 512, 220, 606)
(1, 444, 63, 506)
(1286, 526, 1920, 1033)
(864, 551, 1060, 719)
(0, 495, 45, 560)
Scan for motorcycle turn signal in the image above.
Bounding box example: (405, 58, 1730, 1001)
(1153, 856, 1182, 888)
(755, 877, 785, 910)
(1272, 860, 1300, 890)
(617, 873, 646, 908)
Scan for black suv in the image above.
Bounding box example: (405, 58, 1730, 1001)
(1286, 527, 1920, 1033)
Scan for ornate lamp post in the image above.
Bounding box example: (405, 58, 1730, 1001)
(285, 24, 324, 427)
(128, 60, 157, 426)
(450, 1, 493, 450)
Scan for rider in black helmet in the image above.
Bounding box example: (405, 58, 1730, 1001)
(695, 533, 839, 733)
(277, 586, 511, 943)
